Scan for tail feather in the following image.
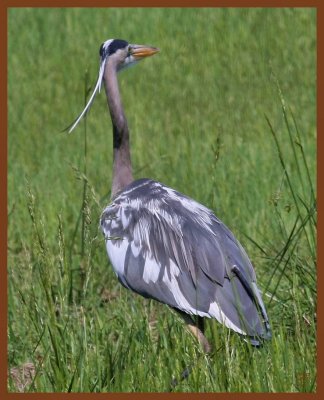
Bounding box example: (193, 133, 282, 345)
(231, 265, 271, 344)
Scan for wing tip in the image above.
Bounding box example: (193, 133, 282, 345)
(230, 266, 272, 341)
(246, 320, 272, 347)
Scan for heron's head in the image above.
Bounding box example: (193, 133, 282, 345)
(99, 39, 159, 71)
(66, 39, 159, 133)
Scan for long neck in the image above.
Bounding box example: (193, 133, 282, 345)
(104, 59, 133, 198)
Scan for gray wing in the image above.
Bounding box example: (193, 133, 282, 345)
(101, 179, 271, 342)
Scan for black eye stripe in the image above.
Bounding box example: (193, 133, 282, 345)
(99, 39, 129, 59)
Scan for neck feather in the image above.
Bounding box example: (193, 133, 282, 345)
(104, 59, 133, 198)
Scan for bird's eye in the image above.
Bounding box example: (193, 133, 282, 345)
(127, 46, 133, 56)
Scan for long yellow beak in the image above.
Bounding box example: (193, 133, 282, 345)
(131, 45, 160, 60)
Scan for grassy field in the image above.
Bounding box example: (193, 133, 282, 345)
(8, 8, 316, 392)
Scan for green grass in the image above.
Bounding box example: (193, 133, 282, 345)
(8, 8, 316, 392)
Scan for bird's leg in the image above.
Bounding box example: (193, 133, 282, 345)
(168, 310, 212, 391)
(181, 313, 212, 354)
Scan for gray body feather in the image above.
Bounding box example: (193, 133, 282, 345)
(101, 178, 271, 344)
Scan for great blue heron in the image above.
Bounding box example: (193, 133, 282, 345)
(68, 38, 271, 355)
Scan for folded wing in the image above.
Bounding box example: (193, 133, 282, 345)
(101, 178, 271, 343)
